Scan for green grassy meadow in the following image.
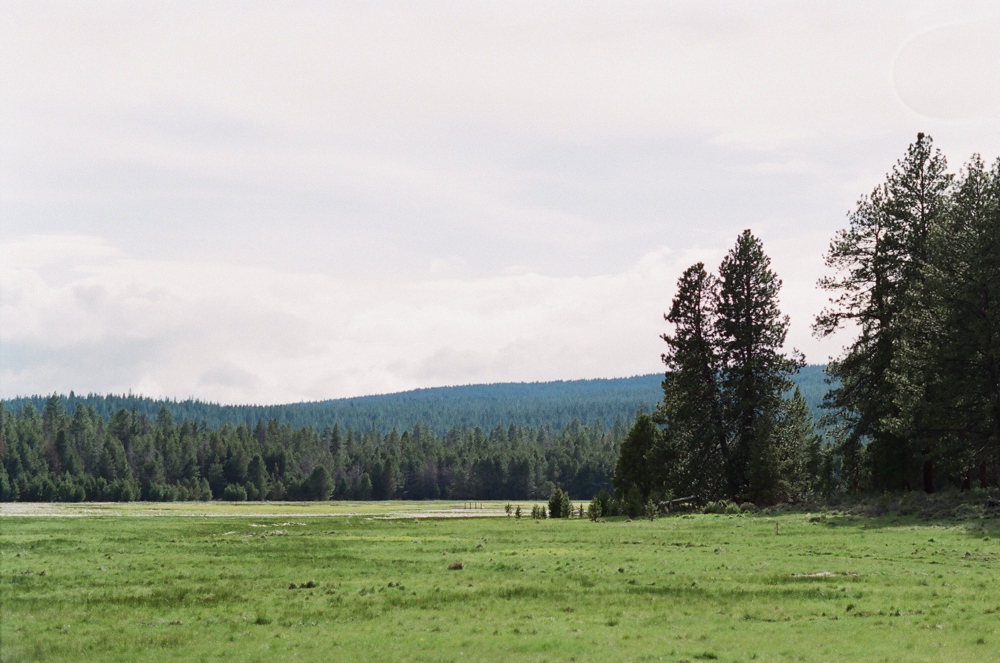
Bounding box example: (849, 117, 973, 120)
(3, 502, 1000, 662)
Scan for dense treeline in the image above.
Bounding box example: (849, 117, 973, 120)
(0, 396, 623, 503)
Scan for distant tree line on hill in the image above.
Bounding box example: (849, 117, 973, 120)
(1, 368, 829, 436)
(1, 378, 662, 435)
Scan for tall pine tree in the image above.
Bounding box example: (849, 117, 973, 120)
(657, 263, 727, 500)
(814, 134, 951, 491)
(716, 230, 802, 503)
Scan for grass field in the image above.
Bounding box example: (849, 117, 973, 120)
(3, 501, 1000, 662)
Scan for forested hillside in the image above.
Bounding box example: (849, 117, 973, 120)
(0, 368, 829, 504)
(2, 367, 829, 434)
(0, 399, 625, 503)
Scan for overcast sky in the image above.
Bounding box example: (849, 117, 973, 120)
(2, 1, 999, 404)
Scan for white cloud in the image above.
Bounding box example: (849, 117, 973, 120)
(0, 235, 695, 401)
(1, 232, 836, 403)
(2, 2, 999, 402)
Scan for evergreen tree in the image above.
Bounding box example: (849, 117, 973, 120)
(308, 465, 332, 500)
(770, 388, 824, 500)
(657, 263, 726, 500)
(246, 454, 269, 500)
(716, 230, 802, 502)
(814, 134, 952, 491)
(611, 414, 659, 501)
(358, 472, 373, 500)
(548, 487, 566, 518)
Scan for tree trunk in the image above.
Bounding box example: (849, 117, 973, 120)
(922, 459, 934, 494)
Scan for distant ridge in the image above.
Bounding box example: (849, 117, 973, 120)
(2, 365, 829, 433)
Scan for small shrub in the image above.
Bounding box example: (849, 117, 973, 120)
(588, 496, 602, 521)
(560, 491, 571, 518)
(597, 490, 613, 517)
(514, 505, 522, 519)
(222, 484, 248, 502)
(549, 488, 571, 518)
(704, 500, 738, 514)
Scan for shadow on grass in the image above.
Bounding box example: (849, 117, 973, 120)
(789, 490, 1000, 535)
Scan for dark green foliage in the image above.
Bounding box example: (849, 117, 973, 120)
(716, 230, 804, 503)
(623, 485, 643, 519)
(222, 484, 248, 501)
(596, 489, 612, 517)
(656, 263, 725, 500)
(815, 134, 951, 490)
(546, 487, 572, 518)
(0, 397, 631, 502)
(2, 378, 665, 435)
(308, 466, 333, 501)
(645, 233, 814, 506)
(0, 465, 12, 501)
(3, 373, 828, 438)
(816, 135, 1000, 493)
(246, 454, 269, 501)
(612, 414, 660, 501)
(773, 388, 827, 499)
(587, 495, 601, 520)
(358, 472, 373, 500)
(889, 155, 1000, 484)
(548, 488, 565, 518)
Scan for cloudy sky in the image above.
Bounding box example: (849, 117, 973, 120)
(2, 1, 998, 404)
